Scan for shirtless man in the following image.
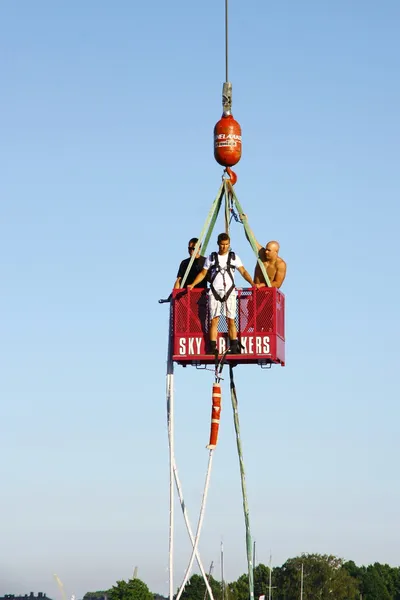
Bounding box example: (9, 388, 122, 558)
(241, 214, 287, 288)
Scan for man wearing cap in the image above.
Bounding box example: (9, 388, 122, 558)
(174, 238, 207, 289)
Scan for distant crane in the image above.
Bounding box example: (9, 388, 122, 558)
(203, 561, 214, 600)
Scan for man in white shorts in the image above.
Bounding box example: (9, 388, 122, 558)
(187, 232, 259, 354)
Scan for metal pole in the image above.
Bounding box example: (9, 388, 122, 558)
(166, 305, 175, 600)
(221, 541, 225, 600)
(300, 563, 304, 600)
(268, 555, 272, 600)
(203, 561, 214, 600)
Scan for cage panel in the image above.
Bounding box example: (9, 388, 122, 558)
(172, 287, 285, 366)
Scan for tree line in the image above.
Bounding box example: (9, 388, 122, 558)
(82, 553, 400, 600)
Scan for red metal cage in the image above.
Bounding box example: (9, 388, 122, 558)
(171, 287, 285, 366)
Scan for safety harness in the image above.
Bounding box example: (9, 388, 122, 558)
(209, 251, 236, 302)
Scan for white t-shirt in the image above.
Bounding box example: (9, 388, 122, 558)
(204, 251, 243, 291)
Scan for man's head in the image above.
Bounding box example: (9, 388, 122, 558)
(264, 240, 280, 261)
(217, 232, 230, 255)
(188, 238, 201, 258)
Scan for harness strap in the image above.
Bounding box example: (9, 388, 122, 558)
(209, 251, 236, 302)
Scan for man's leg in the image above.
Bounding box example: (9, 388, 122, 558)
(227, 318, 237, 341)
(227, 293, 240, 353)
(208, 294, 220, 354)
(210, 317, 219, 342)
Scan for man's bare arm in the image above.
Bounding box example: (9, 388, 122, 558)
(187, 268, 208, 289)
(174, 277, 181, 289)
(271, 260, 287, 288)
(237, 265, 260, 287)
(241, 214, 262, 252)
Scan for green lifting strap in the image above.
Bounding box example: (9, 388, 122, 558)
(180, 178, 272, 290)
(229, 184, 272, 287)
(180, 182, 224, 289)
(202, 190, 224, 258)
(229, 365, 254, 600)
(224, 180, 231, 236)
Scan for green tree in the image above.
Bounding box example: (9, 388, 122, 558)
(83, 592, 109, 600)
(228, 573, 248, 600)
(274, 554, 359, 600)
(254, 564, 272, 600)
(109, 578, 153, 600)
(392, 567, 400, 600)
(361, 565, 392, 600)
(343, 561, 366, 580)
(178, 574, 222, 600)
(343, 561, 366, 597)
(228, 564, 272, 600)
(372, 563, 398, 598)
(344, 561, 400, 600)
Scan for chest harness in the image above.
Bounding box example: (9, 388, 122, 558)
(209, 251, 236, 302)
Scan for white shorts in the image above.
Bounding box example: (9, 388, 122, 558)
(209, 289, 237, 320)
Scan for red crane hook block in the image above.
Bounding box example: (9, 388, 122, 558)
(214, 114, 242, 168)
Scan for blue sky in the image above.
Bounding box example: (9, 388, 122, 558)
(1, 0, 399, 597)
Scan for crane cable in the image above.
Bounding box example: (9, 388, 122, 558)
(225, 0, 229, 83)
